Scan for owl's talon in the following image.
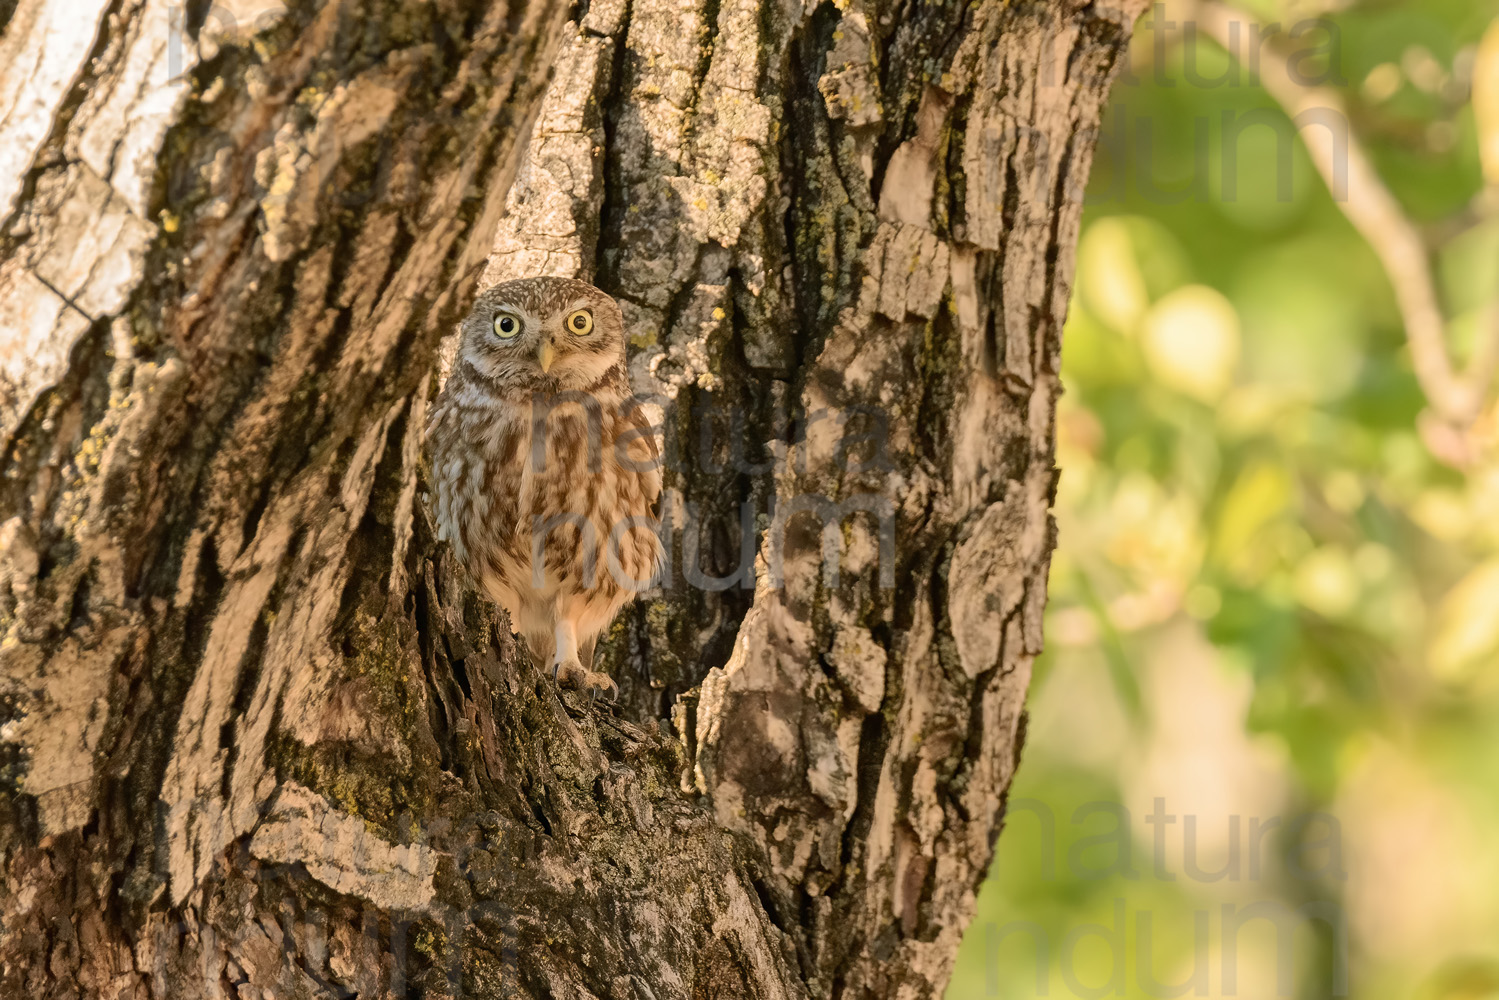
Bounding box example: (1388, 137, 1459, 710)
(552, 657, 587, 689)
(580, 670, 617, 705)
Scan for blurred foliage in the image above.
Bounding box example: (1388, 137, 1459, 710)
(949, 2, 1499, 998)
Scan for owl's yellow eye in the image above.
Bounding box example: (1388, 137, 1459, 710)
(493, 312, 520, 339)
(565, 309, 594, 336)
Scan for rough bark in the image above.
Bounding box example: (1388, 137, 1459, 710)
(0, 0, 1143, 996)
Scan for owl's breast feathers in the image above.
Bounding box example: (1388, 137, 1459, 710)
(428, 372, 663, 608)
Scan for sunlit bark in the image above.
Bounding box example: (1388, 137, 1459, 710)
(0, 0, 1142, 994)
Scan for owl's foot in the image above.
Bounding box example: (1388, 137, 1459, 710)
(552, 656, 588, 689)
(550, 658, 617, 706)
(549, 620, 615, 707)
(581, 670, 617, 706)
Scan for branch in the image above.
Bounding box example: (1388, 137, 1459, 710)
(1197, 2, 1499, 451)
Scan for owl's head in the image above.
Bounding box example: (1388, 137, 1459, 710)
(456, 277, 627, 393)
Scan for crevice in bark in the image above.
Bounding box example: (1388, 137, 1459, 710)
(925, 317, 964, 468)
(335, 406, 409, 636)
(943, 91, 972, 241)
(838, 708, 888, 882)
(180, 0, 214, 37)
(0, 691, 30, 833)
(220, 612, 271, 792)
(1, 317, 111, 536)
(239, 478, 277, 558)
(693, 0, 726, 115)
(780, 0, 843, 353)
(593, 0, 634, 289)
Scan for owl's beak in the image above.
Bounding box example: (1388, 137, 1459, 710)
(537, 342, 556, 373)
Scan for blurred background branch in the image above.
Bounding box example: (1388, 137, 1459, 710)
(1199, 1, 1499, 466)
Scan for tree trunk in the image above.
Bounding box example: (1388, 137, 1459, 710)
(0, 0, 1143, 996)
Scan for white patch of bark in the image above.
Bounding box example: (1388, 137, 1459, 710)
(249, 781, 440, 911)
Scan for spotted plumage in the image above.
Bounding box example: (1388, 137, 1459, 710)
(427, 277, 662, 699)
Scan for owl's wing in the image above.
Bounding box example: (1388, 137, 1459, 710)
(618, 401, 663, 516)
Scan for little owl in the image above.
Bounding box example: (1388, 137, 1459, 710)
(427, 277, 662, 700)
